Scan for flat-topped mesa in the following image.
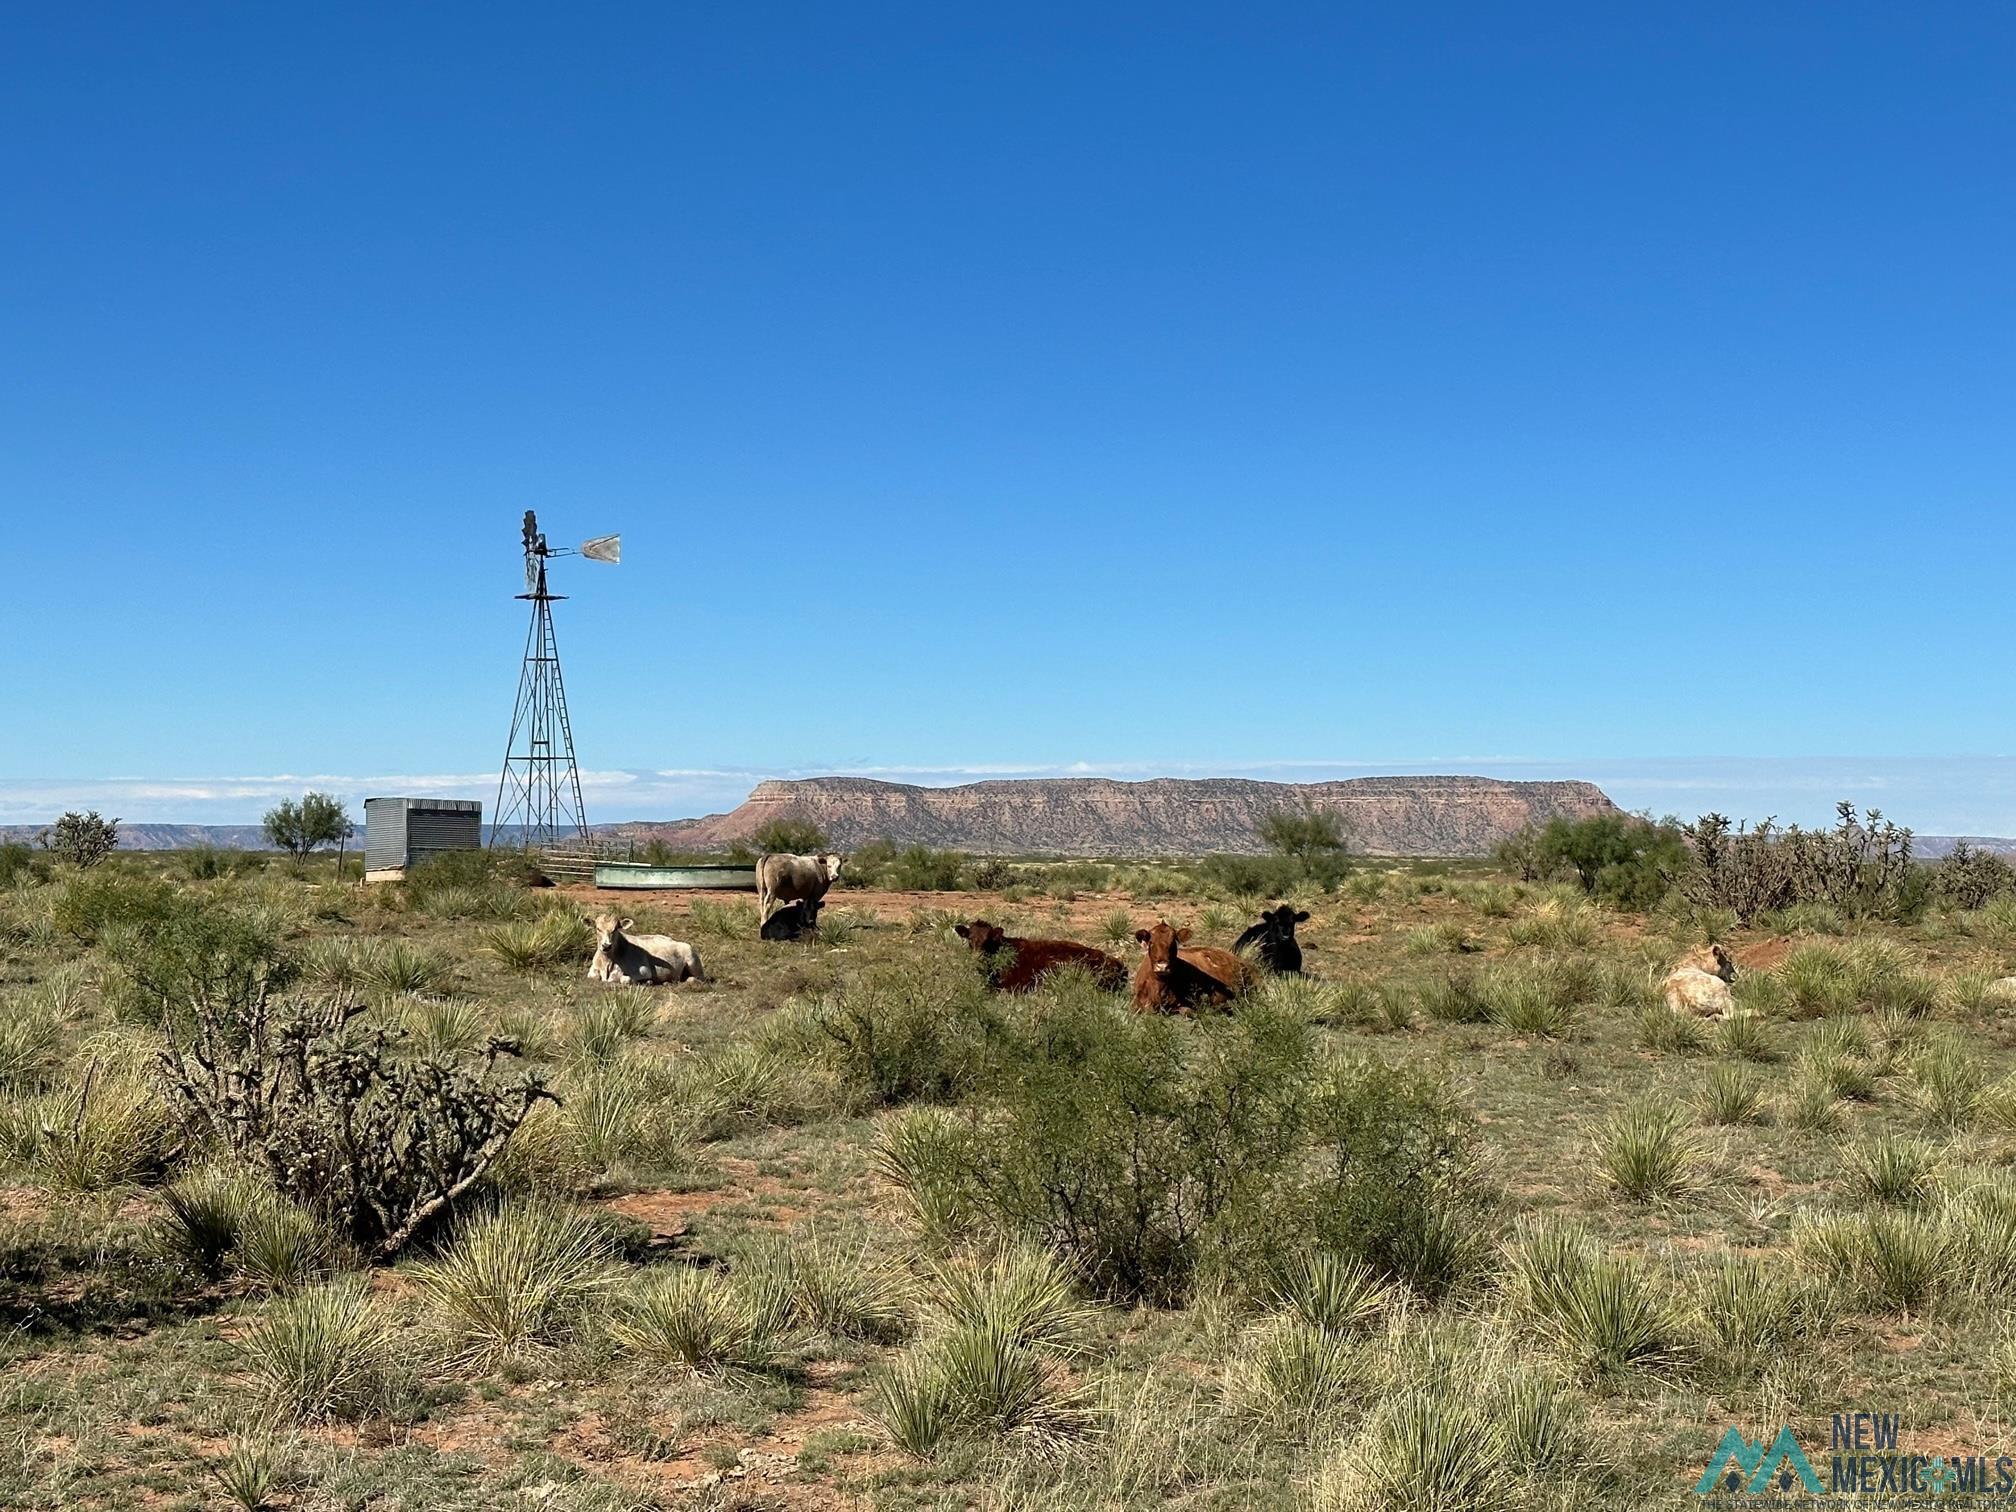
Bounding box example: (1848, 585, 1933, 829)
(627, 774, 1622, 858)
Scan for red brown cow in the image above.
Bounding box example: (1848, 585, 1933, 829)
(955, 919, 1127, 993)
(1131, 920, 1258, 1012)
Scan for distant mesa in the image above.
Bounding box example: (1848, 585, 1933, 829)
(607, 774, 1625, 858)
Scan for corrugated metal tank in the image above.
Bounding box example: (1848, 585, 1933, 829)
(364, 798, 482, 879)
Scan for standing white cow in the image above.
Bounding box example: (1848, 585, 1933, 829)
(755, 852, 844, 934)
(588, 913, 705, 985)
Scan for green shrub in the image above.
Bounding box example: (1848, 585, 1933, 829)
(51, 873, 180, 944)
(886, 999, 1486, 1303)
(771, 962, 1000, 1106)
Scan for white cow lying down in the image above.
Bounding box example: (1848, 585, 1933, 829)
(588, 912, 704, 985)
(1663, 942, 1737, 1018)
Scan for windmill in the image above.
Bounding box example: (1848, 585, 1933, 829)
(491, 511, 620, 849)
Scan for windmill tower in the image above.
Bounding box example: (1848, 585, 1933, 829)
(492, 510, 619, 848)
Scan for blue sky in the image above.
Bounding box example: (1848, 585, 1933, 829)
(4, 5, 2012, 829)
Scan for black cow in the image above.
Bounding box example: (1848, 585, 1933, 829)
(1233, 904, 1309, 974)
(759, 897, 824, 942)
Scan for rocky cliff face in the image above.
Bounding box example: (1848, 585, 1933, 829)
(625, 775, 1622, 858)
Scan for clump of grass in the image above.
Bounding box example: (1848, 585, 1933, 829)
(1908, 1032, 1989, 1130)
(398, 996, 486, 1058)
(748, 1226, 914, 1343)
(1714, 1010, 1777, 1062)
(413, 1204, 617, 1363)
(360, 940, 452, 996)
(1635, 1001, 1706, 1054)
(571, 995, 655, 1064)
(236, 1279, 400, 1422)
(1690, 1253, 1821, 1384)
(482, 910, 593, 971)
(1848, 1134, 1940, 1206)
(0, 993, 63, 1089)
(1314, 1386, 1506, 1512)
(1595, 1100, 1699, 1202)
(1505, 1220, 1682, 1376)
(1698, 1063, 1763, 1126)
(605, 1264, 791, 1375)
(1481, 961, 1576, 1037)
(1415, 968, 1488, 1024)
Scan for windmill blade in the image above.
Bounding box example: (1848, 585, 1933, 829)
(581, 534, 621, 564)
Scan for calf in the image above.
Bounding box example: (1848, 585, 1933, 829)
(1663, 943, 1736, 1019)
(760, 897, 823, 942)
(756, 852, 844, 932)
(588, 913, 705, 985)
(1233, 904, 1309, 974)
(955, 919, 1127, 993)
(1131, 920, 1257, 1013)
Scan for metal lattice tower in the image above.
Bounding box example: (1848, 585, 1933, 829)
(492, 511, 618, 848)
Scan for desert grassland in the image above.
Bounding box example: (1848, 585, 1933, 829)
(6, 852, 2016, 1510)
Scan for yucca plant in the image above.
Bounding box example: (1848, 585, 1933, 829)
(1494, 1367, 1591, 1476)
(605, 1263, 789, 1375)
(1404, 921, 1471, 957)
(1319, 1386, 1507, 1512)
(876, 1108, 979, 1239)
(872, 1314, 1092, 1458)
(1098, 909, 1135, 947)
(756, 1227, 914, 1342)
(360, 940, 452, 996)
(1635, 1002, 1706, 1054)
(1692, 1254, 1816, 1384)
(1228, 1317, 1359, 1436)
(412, 1204, 616, 1363)
(1482, 962, 1576, 1037)
(31, 1065, 168, 1191)
(1909, 1035, 1989, 1131)
(300, 938, 372, 993)
(1595, 1099, 1699, 1202)
(1197, 905, 1236, 935)
(1506, 1220, 1679, 1376)
(208, 1435, 285, 1511)
(1781, 1071, 1847, 1134)
(481, 910, 593, 971)
(1270, 1249, 1391, 1334)
(234, 1201, 331, 1294)
(1415, 968, 1488, 1024)
(1714, 1010, 1777, 1062)
(236, 1279, 398, 1422)
(571, 996, 654, 1065)
(871, 1348, 963, 1457)
(399, 996, 486, 1058)
(1698, 1062, 1764, 1126)
(1859, 1209, 1951, 1312)
(158, 1165, 267, 1279)
(927, 1245, 1099, 1355)
(0, 996, 62, 1089)
(1848, 1134, 1939, 1206)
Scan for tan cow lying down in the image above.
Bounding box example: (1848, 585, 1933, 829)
(1663, 943, 1737, 1018)
(589, 913, 704, 985)
(756, 852, 843, 932)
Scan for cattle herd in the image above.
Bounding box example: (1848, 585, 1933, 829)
(580, 848, 1310, 1008)
(585, 849, 1740, 1020)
